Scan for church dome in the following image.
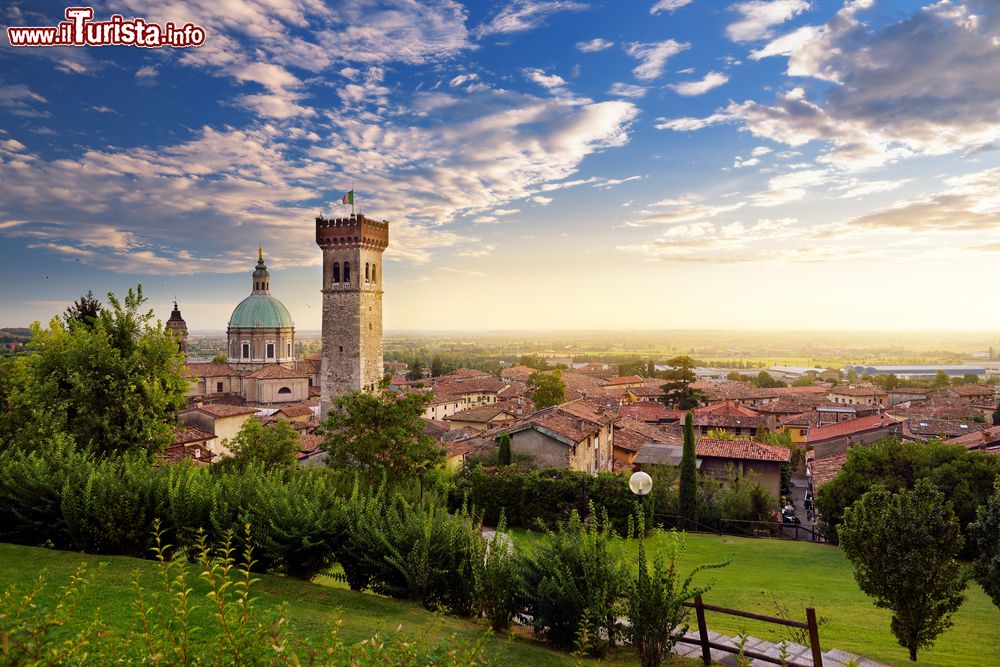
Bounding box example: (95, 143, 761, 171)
(229, 293, 294, 329)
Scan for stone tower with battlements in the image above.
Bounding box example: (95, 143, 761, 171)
(315, 213, 389, 417)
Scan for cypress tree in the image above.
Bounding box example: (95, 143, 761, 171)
(497, 432, 512, 466)
(679, 411, 697, 526)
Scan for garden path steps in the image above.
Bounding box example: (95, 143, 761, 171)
(671, 630, 888, 666)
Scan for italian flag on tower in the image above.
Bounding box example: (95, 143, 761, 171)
(341, 190, 354, 205)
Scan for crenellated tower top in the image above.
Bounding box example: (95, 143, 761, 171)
(315, 213, 389, 251)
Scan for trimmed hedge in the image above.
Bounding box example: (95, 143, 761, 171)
(463, 466, 645, 534)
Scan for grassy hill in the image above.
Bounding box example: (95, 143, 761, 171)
(0, 542, 647, 666)
(2, 532, 997, 666)
(513, 530, 999, 667)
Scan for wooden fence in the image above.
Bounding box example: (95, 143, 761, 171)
(677, 595, 823, 666)
(654, 513, 827, 543)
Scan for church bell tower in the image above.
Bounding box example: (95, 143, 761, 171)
(315, 213, 389, 416)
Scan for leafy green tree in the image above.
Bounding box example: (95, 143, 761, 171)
(497, 432, 512, 466)
(406, 359, 425, 381)
(8, 286, 187, 456)
(222, 419, 300, 472)
(430, 355, 443, 377)
(321, 388, 443, 482)
(847, 368, 858, 384)
(752, 371, 786, 389)
(969, 481, 1000, 610)
(679, 412, 697, 526)
(519, 354, 550, 371)
(529, 370, 566, 409)
(839, 480, 968, 661)
(932, 370, 950, 388)
(63, 290, 102, 329)
(873, 373, 900, 391)
(659, 356, 705, 410)
(815, 439, 1000, 552)
(791, 376, 815, 387)
(726, 371, 742, 382)
(618, 359, 644, 376)
(961, 373, 980, 385)
(646, 361, 656, 378)
(211, 350, 228, 363)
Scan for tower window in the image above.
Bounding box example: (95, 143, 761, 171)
(372, 265, 376, 283)
(242, 342, 250, 359)
(266, 343, 275, 359)
(278, 387, 292, 395)
(216, 382, 223, 393)
(365, 262, 370, 282)
(333, 262, 340, 283)
(287, 342, 291, 358)
(344, 262, 351, 283)
(339, 345, 343, 356)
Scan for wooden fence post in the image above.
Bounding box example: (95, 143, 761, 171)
(695, 594, 712, 665)
(806, 607, 823, 666)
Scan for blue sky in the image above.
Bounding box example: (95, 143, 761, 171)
(1, 0, 998, 331)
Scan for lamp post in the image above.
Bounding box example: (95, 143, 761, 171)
(629, 468, 653, 536)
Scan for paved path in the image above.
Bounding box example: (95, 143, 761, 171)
(672, 629, 887, 666)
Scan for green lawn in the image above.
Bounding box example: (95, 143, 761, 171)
(513, 530, 998, 667)
(0, 542, 662, 666)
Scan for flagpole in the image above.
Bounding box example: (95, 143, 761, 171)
(352, 180, 356, 216)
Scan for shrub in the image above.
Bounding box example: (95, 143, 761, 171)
(469, 465, 524, 526)
(61, 451, 173, 556)
(521, 506, 628, 655)
(627, 526, 727, 667)
(334, 485, 391, 592)
(475, 511, 525, 632)
(0, 440, 92, 549)
(375, 497, 484, 616)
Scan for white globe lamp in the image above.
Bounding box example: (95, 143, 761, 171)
(629, 470, 653, 496)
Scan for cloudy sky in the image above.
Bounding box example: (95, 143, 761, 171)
(1, 0, 998, 332)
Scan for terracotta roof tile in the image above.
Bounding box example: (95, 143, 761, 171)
(171, 424, 216, 445)
(811, 451, 848, 490)
(695, 438, 791, 463)
(182, 362, 234, 378)
(602, 375, 645, 386)
(186, 404, 258, 418)
(805, 413, 898, 443)
(275, 403, 314, 418)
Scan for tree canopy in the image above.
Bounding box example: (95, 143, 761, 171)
(815, 438, 1000, 555)
(222, 418, 301, 473)
(840, 480, 968, 661)
(659, 356, 705, 410)
(2, 286, 187, 456)
(969, 480, 1000, 610)
(321, 387, 443, 482)
(528, 370, 566, 409)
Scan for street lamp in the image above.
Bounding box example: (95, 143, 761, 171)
(629, 470, 652, 496)
(629, 469, 653, 536)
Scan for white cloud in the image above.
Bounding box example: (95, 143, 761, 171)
(749, 25, 820, 59)
(532, 195, 554, 205)
(608, 82, 647, 98)
(522, 68, 568, 91)
(576, 37, 614, 52)
(658, 1, 1000, 171)
(135, 65, 159, 78)
(475, 0, 588, 37)
(626, 39, 690, 81)
(834, 178, 909, 199)
(650, 0, 693, 14)
(0, 84, 48, 117)
(726, 0, 811, 43)
(669, 71, 729, 96)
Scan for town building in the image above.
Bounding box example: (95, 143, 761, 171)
(315, 213, 389, 416)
